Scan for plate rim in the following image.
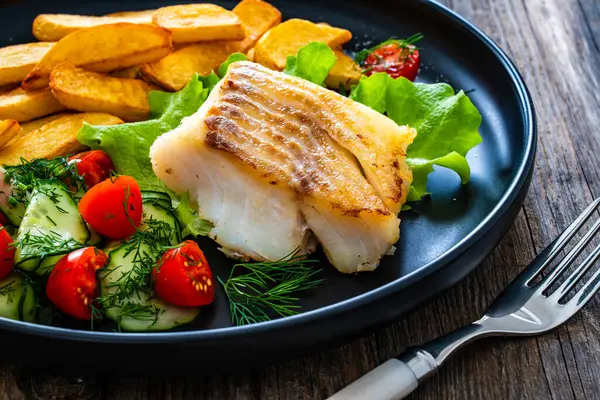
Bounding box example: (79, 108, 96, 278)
(0, 0, 537, 344)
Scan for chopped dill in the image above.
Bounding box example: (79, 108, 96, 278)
(218, 252, 324, 326)
(3, 157, 84, 206)
(12, 229, 83, 261)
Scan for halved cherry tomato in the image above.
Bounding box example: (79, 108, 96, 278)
(153, 241, 214, 307)
(78, 175, 142, 239)
(69, 150, 115, 189)
(0, 225, 14, 280)
(363, 42, 421, 81)
(46, 247, 108, 320)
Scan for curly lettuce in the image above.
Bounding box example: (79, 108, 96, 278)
(351, 73, 482, 201)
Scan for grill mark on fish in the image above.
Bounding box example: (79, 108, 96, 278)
(231, 63, 413, 212)
(204, 69, 390, 216)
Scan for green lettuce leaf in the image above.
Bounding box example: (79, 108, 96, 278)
(351, 73, 482, 200)
(349, 72, 391, 114)
(284, 42, 337, 86)
(198, 73, 220, 92)
(218, 52, 249, 77)
(175, 192, 214, 238)
(77, 75, 209, 192)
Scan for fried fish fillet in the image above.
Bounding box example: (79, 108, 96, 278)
(151, 62, 415, 273)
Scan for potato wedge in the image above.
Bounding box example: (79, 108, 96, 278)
(152, 4, 245, 43)
(0, 87, 66, 122)
(0, 120, 20, 149)
(19, 113, 72, 136)
(50, 64, 152, 122)
(254, 19, 352, 70)
(246, 47, 255, 61)
(110, 66, 141, 79)
(105, 9, 157, 18)
(23, 23, 172, 91)
(325, 50, 362, 90)
(140, 43, 232, 91)
(225, 0, 281, 53)
(0, 42, 54, 87)
(33, 13, 155, 42)
(0, 113, 123, 166)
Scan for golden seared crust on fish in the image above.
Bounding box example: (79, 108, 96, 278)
(207, 62, 415, 214)
(151, 61, 414, 273)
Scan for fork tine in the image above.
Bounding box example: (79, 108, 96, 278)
(554, 241, 600, 300)
(524, 198, 600, 286)
(571, 259, 600, 308)
(539, 217, 600, 291)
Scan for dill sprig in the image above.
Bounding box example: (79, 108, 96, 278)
(3, 157, 84, 206)
(219, 253, 324, 326)
(355, 32, 424, 66)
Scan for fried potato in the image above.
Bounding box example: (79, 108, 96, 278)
(0, 42, 54, 87)
(32, 13, 155, 41)
(110, 66, 140, 79)
(105, 9, 157, 18)
(0, 120, 20, 149)
(19, 113, 72, 136)
(225, 0, 281, 53)
(50, 64, 152, 122)
(254, 19, 352, 70)
(0, 113, 123, 166)
(246, 47, 255, 61)
(23, 23, 172, 91)
(325, 50, 362, 90)
(152, 4, 244, 43)
(0, 87, 66, 122)
(140, 43, 232, 91)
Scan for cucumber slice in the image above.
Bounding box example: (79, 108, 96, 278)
(14, 180, 89, 274)
(100, 242, 199, 332)
(141, 191, 172, 210)
(0, 271, 37, 322)
(0, 166, 26, 226)
(141, 202, 181, 246)
(0, 202, 26, 227)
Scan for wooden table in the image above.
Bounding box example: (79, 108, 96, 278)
(2, 0, 600, 398)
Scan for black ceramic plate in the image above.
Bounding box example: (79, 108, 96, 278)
(0, 0, 535, 373)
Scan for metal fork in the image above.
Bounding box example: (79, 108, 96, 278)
(329, 198, 600, 400)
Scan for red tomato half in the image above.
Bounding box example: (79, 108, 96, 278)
(153, 241, 214, 307)
(46, 247, 108, 320)
(78, 175, 142, 239)
(0, 226, 14, 280)
(363, 43, 421, 81)
(69, 150, 115, 189)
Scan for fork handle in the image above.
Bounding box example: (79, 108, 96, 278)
(328, 323, 492, 400)
(327, 349, 435, 400)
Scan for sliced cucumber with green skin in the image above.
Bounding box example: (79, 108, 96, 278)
(14, 180, 89, 274)
(99, 242, 199, 332)
(0, 202, 26, 227)
(0, 271, 37, 322)
(0, 167, 26, 226)
(36, 254, 66, 276)
(141, 202, 181, 246)
(141, 191, 172, 210)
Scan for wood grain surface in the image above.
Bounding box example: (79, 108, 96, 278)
(2, 0, 600, 398)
